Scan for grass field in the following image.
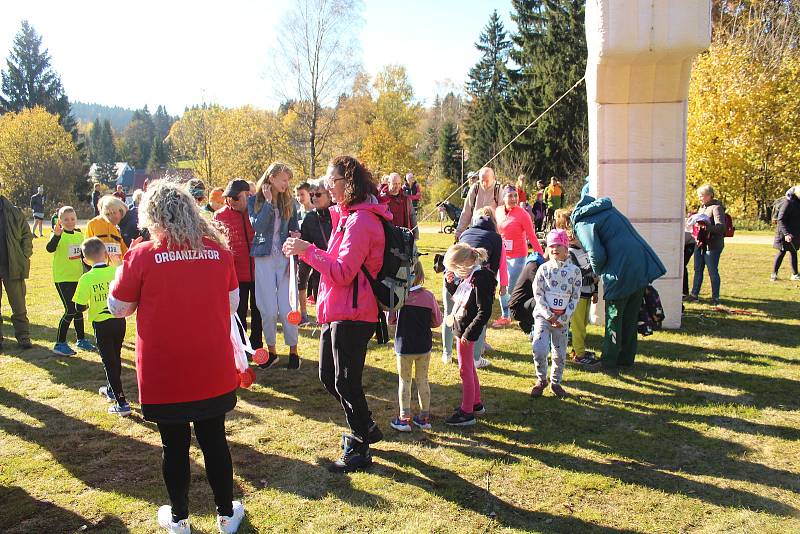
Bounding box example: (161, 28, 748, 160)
(1, 224, 799, 533)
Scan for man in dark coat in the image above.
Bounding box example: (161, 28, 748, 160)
(772, 186, 800, 281)
(0, 195, 34, 350)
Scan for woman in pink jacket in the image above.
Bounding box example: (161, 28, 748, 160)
(283, 155, 391, 473)
(494, 185, 543, 326)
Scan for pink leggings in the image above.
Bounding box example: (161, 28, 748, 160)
(457, 339, 482, 413)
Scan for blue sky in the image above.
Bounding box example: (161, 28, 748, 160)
(0, 0, 513, 114)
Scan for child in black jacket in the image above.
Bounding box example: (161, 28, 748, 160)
(443, 243, 497, 426)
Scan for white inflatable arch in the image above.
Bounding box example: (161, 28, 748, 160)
(585, 0, 711, 328)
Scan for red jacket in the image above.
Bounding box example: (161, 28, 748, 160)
(380, 190, 412, 229)
(213, 205, 254, 283)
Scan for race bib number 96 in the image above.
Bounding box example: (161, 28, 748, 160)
(549, 291, 570, 315)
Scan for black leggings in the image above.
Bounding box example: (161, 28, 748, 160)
(319, 321, 375, 441)
(236, 282, 262, 349)
(93, 318, 126, 405)
(157, 415, 233, 521)
(773, 249, 798, 275)
(55, 282, 85, 343)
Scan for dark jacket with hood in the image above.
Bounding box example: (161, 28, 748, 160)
(570, 196, 666, 301)
(775, 187, 800, 251)
(459, 216, 503, 277)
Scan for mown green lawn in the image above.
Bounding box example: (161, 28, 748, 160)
(1, 225, 799, 533)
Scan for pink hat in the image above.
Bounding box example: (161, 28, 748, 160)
(546, 229, 570, 248)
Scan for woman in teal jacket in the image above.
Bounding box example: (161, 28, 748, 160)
(570, 196, 666, 371)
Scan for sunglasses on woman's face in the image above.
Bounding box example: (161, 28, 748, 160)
(312, 192, 326, 198)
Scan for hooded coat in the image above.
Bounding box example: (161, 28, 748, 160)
(570, 196, 666, 301)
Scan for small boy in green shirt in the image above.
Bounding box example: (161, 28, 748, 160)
(47, 206, 96, 356)
(74, 237, 130, 417)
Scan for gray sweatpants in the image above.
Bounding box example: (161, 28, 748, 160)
(531, 316, 569, 385)
(254, 254, 299, 347)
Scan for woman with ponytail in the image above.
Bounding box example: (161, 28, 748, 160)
(283, 155, 393, 473)
(248, 162, 301, 370)
(442, 243, 497, 426)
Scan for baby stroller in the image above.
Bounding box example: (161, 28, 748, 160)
(438, 201, 462, 234)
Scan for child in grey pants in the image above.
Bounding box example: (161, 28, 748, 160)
(530, 230, 582, 397)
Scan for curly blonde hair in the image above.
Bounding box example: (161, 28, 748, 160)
(139, 180, 228, 250)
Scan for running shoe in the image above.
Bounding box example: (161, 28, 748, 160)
(442, 352, 452, 364)
(792, 274, 800, 281)
(390, 416, 412, 432)
(52, 342, 76, 356)
(445, 408, 476, 427)
(530, 380, 548, 398)
(550, 383, 568, 398)
(217, 501, 245, 533)
(475, 357, 492, 369)
(491, 317, 512, 328)
(108, 402, 132, 417)
(157, 505, 190, 534)
(98, 385, 116, 403)
(366, 421, 384, 445)
(412, 415, 432, 430)
(76, 338, 98, 352)
(770, 273, 779, 282)
(286, 353, 301, 370)
(473, 403, 486, 415)
(257, 352, 279, 370)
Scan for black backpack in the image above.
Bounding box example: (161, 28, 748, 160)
(361, 216, 417, 311)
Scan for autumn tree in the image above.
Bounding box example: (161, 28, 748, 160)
(360, 65, 423, 177)
(0, 107, 82, 205)
(0, 21, 76, 136)
(687, 0, 800, 220)
(273, 0, 362, 177)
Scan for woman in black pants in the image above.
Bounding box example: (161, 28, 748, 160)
(771, 186, 800, 281)
(109, 181, 245, 533)
(283, 155, 393, 472)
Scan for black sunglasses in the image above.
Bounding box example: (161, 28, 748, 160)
(312, 192, 326, 198)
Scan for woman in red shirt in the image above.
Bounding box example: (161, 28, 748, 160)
(109, 181, 245, 533)
(493, 185, 543, 326)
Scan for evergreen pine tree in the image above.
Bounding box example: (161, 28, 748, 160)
(464, 10, 511, 170)
(501, 0, 587, 183)
(0, 21, 76, 135)
(98, 120, 116, 163)
(89, 118, 103, 162)
(437, 121, 463, 182)
(147, 136, 167, 172)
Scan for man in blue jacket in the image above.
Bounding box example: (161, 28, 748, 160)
(570, 195, 666, 371)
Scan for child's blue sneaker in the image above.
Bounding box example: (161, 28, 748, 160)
(390, 416, 412, 432)
(108, 402, 131, 417)
(52, 342, 76, 356)
(412, 415, 432, 430)
(98, 386, 116, 403)
(76, 338, 98, 352)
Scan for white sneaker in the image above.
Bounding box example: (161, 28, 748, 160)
(475, 357, 492, 369)
(442, 352, 452, 364)
(217, 500, 245, 533)
(792, 274, 800, 281)
(157, 505, 190, 533)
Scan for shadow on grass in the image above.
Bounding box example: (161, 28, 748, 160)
(1, 485, 130, 533)
(373, 448, 640, 534)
